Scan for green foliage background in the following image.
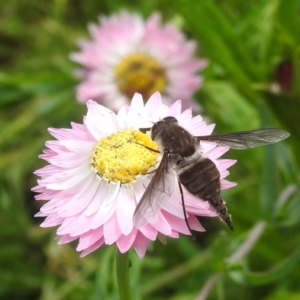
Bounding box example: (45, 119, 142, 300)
(1, 0, 300, 299)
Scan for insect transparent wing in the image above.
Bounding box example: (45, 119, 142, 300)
(133, 153, 175, 228)
(195, 128, 290, 150)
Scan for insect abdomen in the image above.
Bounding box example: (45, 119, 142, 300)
(179, 158, 220, 195)
(179, 158, 233, 230)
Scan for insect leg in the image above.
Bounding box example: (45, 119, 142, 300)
(178, 180, 195, 240)
(135, 142, 160, 153)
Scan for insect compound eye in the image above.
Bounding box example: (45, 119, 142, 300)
(151, 117, 178, 140)
(151, 120, 164, 140)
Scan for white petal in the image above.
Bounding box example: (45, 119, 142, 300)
(117, 106, 128, 130)
(177, 108, 192, 126)
(91, 183, 119, 229)
(58, 175, 101, 217)
(45, 165, 93, 190)
(116, 186, 135, 235)
(85, 100, 118, 140)
(84, 180, 108, 216)
(145, 92, 162, 118)
(127, 93, 147, 128)
(168, 100, 182, 118)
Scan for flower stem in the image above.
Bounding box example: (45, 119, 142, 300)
(116, 249, 132, 300)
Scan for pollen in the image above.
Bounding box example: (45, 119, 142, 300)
(114, 52, 167, 100)
(92, 129, 159, 183)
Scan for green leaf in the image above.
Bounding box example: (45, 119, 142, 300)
(171, 0, 259, 101)
(230, 247, 300, 285)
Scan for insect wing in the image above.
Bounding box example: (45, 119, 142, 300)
(133, 153, 175, 228)
(195, 128, 289, 149)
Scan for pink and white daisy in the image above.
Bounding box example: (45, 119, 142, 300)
(33, 92, 236, 258)
(70, 11, 207, 111)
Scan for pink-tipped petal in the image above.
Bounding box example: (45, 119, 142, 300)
(116, 229, 138, 253)
(103, 213, 122, 245)
(77, 228, 104, 251)
(133, 232, 150, 258)
(80, 238, 105, 257)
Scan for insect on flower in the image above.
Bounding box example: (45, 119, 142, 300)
(33, 92, 288, 258)
(133, 117, 290, 232)
(33, 93, 223, 258)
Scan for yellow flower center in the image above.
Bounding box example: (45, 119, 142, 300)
(114, 53, 167, 100)
(92, 129, 159, 183)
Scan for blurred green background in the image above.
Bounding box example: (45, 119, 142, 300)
(1, 0, 300, 299)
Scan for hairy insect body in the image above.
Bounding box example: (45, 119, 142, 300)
(133, 116, 289, 232)
(152, 117, 233, 230)
(152, 119, 196, 158)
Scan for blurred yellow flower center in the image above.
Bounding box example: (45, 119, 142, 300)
(114, 53, 167, 100)
(92, 130, 159, 183)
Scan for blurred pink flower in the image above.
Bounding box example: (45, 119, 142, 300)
(70, 11, 207, 111)
(33, 92, 236, 258)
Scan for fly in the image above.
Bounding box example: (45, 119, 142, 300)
(133, 116, 290, 232)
